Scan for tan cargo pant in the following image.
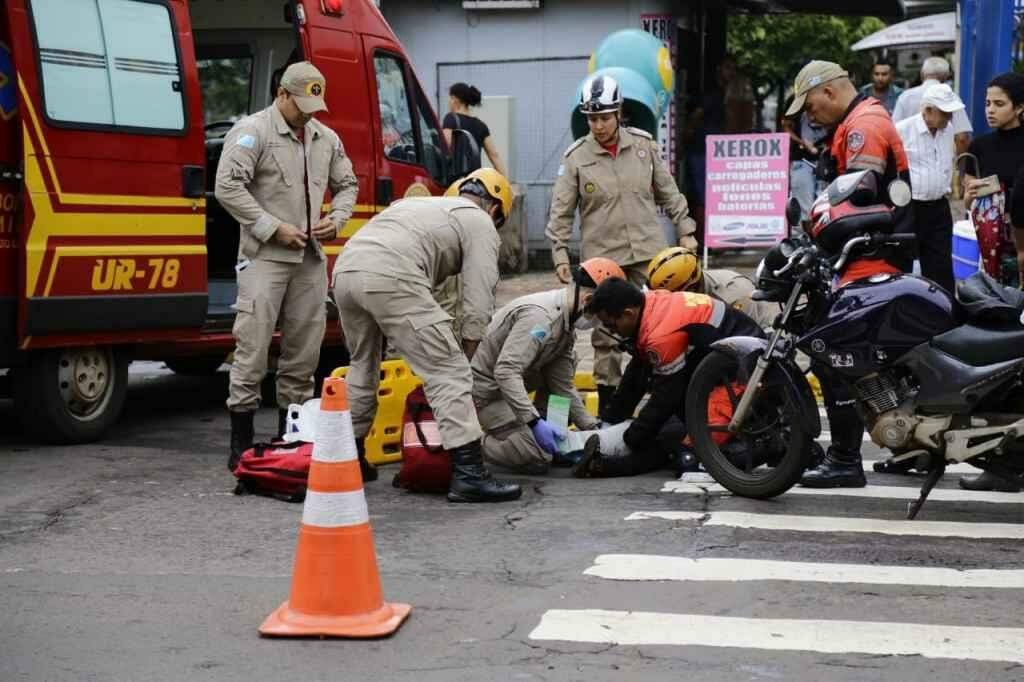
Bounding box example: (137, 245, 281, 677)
(477, 396, 548, 474)
(333, 271, 482, 449)
(227, 248, 327, 411)
(592, 261, 648, 387)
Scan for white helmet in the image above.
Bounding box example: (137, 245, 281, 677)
(579, 75, 623, 115)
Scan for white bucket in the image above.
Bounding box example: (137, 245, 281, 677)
(283, 398, 321, 443)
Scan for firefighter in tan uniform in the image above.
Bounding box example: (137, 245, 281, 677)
(471, 258, 624, 474)
(332, 169, 522, 502)
(646, 247, 779, 329)
(546, 74, 698, 412)
(215, 61, 358, 466)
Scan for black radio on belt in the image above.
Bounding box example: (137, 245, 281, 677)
(815, 148, 839, 184)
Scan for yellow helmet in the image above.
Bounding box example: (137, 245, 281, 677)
(444, 177, 464, 197)
(450, 168, 513, 226)
(647, 247, 702, 292)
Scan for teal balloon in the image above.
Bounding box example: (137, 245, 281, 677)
(572, 67, 660, 141)
(590, 29, 674, 118)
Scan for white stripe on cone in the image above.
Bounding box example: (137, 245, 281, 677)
(584, 555, 1024, 589)
(312, 410, 358, 464)
(529, 609, 1024, 664)
(661, 481, 1024, 504)
(301, 490, 369, 528)
(625, 511, 1024, 540)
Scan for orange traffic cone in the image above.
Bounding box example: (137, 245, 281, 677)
(259, 377, 411, 638)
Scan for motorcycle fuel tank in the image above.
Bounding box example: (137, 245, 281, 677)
(800, 273, 957, 378)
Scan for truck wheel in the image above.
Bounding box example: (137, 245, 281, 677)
(164, 355, 227, 376)
(13, 346, 129, 444)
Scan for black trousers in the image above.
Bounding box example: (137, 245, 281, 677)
(913, 197, 955, 295)
(811, 361, 865, 461)
(605, 308, 766, 475)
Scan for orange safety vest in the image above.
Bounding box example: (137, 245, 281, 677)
(831, 97, 911, 287)
(635, 289, 725, 375)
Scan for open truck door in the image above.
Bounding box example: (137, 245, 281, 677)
(295, 0, 448, 222)
(3, 0, 207, 441)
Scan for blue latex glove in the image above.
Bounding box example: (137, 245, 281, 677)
(531, 418, 565, 456)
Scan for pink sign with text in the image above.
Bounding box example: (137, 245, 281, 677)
(704, 133, 790, 249)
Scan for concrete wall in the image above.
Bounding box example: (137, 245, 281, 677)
(382, 0, 677, 107)
(381, 0, 680, 263)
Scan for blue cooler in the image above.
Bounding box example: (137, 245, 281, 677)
(952, 219, 980, 281)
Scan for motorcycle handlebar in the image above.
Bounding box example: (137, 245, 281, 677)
(834, 232, 918, 271)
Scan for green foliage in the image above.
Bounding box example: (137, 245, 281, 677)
(727, 14, 887, 95)
(197, 58, 253, 124)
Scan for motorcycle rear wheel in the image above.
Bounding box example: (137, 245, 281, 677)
(685, 350, 812, 499)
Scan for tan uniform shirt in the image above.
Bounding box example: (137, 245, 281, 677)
(472, 288, 598, 430)
(333, 197, 499, 341)
(546, 126, 697, 269)
(215, 104, 358, 263)
(703, 269, 778, 329)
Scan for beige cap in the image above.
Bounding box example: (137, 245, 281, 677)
(921, 83, 965, 113)
(785, 61, 849, 117)
(281, 61, 328, 114)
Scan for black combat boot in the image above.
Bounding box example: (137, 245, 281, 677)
(721, 439, 774, 471)
(873, 457, 915, 474)
(959, 471, 1021, 493)
(572, 435, 636, 478)
(447, 440, 522, 503)
(799, 447, 866, 488)
(228, 410, 255, 471)
(277, 408, 289, 440)
(356, 438, 378, 483)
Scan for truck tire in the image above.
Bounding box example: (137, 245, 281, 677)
(164, 355, 227, 376)
(13, 346, 129, 444)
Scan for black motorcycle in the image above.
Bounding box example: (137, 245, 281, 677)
(685, 170, 1024, 518)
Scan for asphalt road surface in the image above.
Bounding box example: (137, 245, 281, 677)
(3, 358, 1024, 682)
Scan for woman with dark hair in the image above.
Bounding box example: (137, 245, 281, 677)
(962, 72, 1024, 287)
(443, 82, 508, 177)
(960, 72, 1024, 493)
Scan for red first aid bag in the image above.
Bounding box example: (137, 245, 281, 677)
(232, 441, 312, 502)
(392, 386, 451, 493)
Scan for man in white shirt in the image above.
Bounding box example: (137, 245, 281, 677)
(892, 57, 972, 155)
(896, 83, 966, 294)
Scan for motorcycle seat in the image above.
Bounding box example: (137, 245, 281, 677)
(956, 271, 1024, 326)
(932, 323, 1024, 367)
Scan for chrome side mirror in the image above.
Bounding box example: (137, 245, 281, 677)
(888, 179, 912, 208)
(785, 197, 802, 228)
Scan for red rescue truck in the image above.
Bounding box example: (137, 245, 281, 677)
(1, 0, 450, 442)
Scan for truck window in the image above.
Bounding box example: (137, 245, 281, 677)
(373, 54, 416, 164)
(414, 87, 446, 186)
(196, 49, 253, 125)
(31, 0, 185, 132)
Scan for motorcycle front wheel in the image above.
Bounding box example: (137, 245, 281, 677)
(684, 350, 813, 499)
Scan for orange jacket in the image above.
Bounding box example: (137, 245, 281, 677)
(830, 96, 911, 286)
(832, 96, 909, 177)
(635, 289, 725, 375)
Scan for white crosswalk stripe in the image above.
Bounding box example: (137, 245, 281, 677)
(584, 554, 1024, 588)
(529, 610, 1024, 664)
(530, 453, 1024, 666)
(624, 510, 1024, 539)
(662, 480, 1024, 503)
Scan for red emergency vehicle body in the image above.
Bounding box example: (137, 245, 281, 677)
(0, 0, 449, 442)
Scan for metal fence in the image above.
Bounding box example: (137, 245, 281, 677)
(438, 56, 590, 264)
